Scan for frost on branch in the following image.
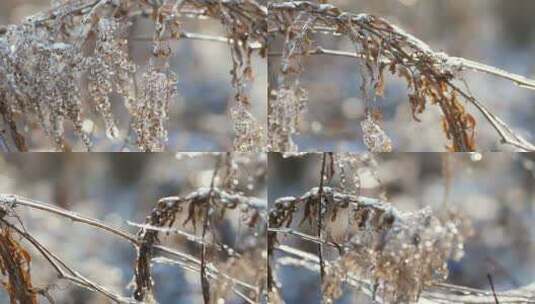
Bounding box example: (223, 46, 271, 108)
(0, 2, 137, 151)
(360, 115, 393, 152)
(224, 7, 268, 152)
(132, 153, 267, 303)
(325, 206, 469, 303)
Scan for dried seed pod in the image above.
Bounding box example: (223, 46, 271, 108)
(0, 227, 37, 304)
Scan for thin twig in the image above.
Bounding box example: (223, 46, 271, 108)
(269, 46, 386, 62)
(0, 130, 10, 152)
(133, 31, 229, 43)
(488, 273, 500, 304)
(0, 194, 138, 244)
(152, 246, 257, 292)
(317, 153, 327, 285)
(269, 227, 342, 249)
(269, 47, 535, 90)
(448, 82, 535, 151)
(200, 155, 223, 304)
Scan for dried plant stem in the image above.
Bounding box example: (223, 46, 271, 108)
(152, 246, 258, 293)
(487, 274, 500, 304)
(317, 153, 327, 284)
(200, 155, 223, 304)
(0, 194, 137, 244)
(269, 47, 535, 91)
(268, 227, 341, 249)
(0, 225, 37, 304)
(448, 82, 535, 151)
(0, 100, 28, 152)
(200, 201, 211, 304)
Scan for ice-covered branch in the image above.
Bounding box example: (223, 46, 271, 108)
(268, 1, 535, 152)
(0, 191, 265, 303)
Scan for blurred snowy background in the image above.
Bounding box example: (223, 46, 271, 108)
(0, 1, 267, 151)
(269, 152, 535, 303)
(269, 0, 535, 151)
(0, 153, 267, 303)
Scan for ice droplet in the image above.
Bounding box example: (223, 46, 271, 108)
(106, 125, 120, 140)
(361, 115, 393, 152)
(82, 119, 94, 133)
(470, 152, 482, 162)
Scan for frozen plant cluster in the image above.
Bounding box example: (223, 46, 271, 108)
(0, 0, 267, 151)
(268, 1, 535, 152)
(0, 2, 166, 151)
(324, 205, 471, 303)
(0, 153, 268, 304)
(270, 186, 472, 303)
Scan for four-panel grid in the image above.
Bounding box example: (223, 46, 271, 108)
(1, 1, 535, 303)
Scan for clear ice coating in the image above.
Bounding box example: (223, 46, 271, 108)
(360, 115, 393, 152)
(132, 65, 177, 151)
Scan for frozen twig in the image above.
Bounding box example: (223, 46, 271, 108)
(0, 194, 137, 244)
(317, 153, 327, 284)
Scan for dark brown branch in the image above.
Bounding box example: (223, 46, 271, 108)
(200, 155, 223, 304)
(488, 274, 500, 304)
(317, 153, 327, 282)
